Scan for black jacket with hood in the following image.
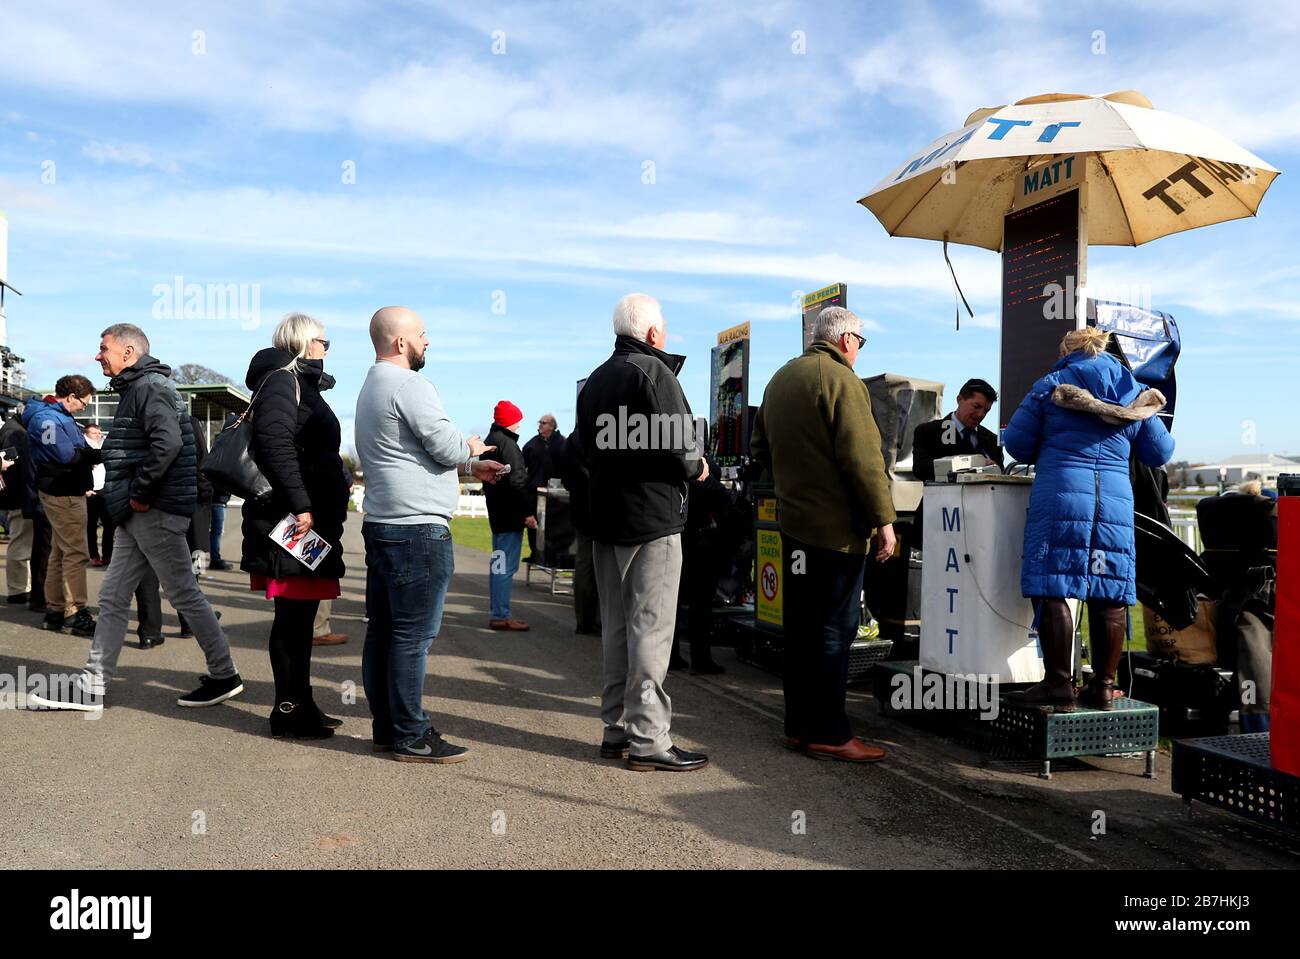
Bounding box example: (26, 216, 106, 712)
(239, 348, 348, 581)
(100, 355, 198, 523)
(576, 335, 704, 546)
(0, 415, 29, 512)
(482, 422, 533, 534)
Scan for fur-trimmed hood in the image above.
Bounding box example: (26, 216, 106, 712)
(1052, 383, 1166, 425)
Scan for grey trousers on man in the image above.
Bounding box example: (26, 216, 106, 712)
(594, 533, 682, 757)
(82, 508, 237, 695)
(5, 512, 31, 595)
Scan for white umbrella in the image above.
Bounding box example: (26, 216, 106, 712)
(859, 91, 1280, 251)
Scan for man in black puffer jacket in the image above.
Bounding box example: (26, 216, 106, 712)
(30, 324, 243, 712)
(575, 293, 711, 773)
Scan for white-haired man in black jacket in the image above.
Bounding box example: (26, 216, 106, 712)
(576, 293, 711, 773)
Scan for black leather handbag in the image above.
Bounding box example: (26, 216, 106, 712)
(202, 368, 299, 503)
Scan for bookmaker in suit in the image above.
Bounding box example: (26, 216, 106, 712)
(911, 378, 1005, 483)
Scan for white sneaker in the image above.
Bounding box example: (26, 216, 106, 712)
(28, 689, 104, 712)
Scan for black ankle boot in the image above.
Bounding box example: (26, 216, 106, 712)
(269, 701, 334, 739)
(311, 700, 343, 728)
(301, 687, 342, 728)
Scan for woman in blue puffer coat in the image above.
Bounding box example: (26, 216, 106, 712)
(1002, 328, 1174, 712)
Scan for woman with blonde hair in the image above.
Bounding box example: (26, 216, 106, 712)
(1002, 327, 1174, 712)
(241, 312, 350, 738)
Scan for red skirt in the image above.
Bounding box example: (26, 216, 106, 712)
(250, 574, 340, 601)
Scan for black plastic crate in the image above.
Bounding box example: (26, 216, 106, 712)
(1118, 651, 1235, 736)
(732, 617, 891, 681)
(1172, 733, 1300, 834)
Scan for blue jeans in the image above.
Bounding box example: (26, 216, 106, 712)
(362, 522, 454, 748)
(489, 530, 523, 620)
(209, 504, 226, 563)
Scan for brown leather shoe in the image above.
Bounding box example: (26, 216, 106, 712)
(311, 633, 348, 646)
(489, 618, 531, 631)
(804, 737, 887, 763)
(782, 736, 804, 751)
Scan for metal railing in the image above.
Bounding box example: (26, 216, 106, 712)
(1168, 508, 1202, 553)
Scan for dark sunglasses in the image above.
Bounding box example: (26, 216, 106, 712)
(847, 332, 866, 349)
(313, 337, 331, 351)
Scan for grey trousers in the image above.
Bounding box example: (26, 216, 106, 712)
(82, 508, 237, 695)
(594, 533, 682, 756)
(5, 512, 31, 595)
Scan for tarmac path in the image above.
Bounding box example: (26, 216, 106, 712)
(1, 509, 1295, 869)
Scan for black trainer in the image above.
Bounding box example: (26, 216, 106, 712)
(7, 592, 29, 604)
(40, 611, 66, 632)
(66, 609, 96, 637)
(177, 673, 244, 707)
(393, 729, 470, 764)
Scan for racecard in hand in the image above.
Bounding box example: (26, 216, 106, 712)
(269, 513, 332, 571)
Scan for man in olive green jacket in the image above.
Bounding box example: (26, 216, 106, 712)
(750, 306, 896, 763)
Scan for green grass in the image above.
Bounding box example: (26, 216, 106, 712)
(449, 515, 533, 561)
(1079, 604, 1147, 655)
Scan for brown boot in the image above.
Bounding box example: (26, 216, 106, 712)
(1079, 602, 1126, 710)
(489, 618, 531, 631)
(1006, 598, 1077, 712)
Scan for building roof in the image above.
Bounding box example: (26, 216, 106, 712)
(1188, 454, 1300, 469)
(31, 381, 252, 423)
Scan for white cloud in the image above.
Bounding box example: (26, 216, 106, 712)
(598, 211, 800, 246)
(82, 141, 178, 174)
(351, 61, 539, 144)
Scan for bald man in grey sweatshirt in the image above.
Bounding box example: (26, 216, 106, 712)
(355, 306, 505, 763)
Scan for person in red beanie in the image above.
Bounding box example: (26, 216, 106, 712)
(481, 400, 536, 630)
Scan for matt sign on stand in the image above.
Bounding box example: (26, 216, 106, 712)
(919, 477, 1072, 683)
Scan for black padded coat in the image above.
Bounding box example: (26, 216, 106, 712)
(239, 348, 348, 581)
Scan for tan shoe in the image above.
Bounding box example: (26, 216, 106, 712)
(804, 737, 887, 763)
(489, 618, 531, 631)
(311, 633, 348, 646)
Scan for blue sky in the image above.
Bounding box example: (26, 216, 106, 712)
(1, 0, 1297, 465)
